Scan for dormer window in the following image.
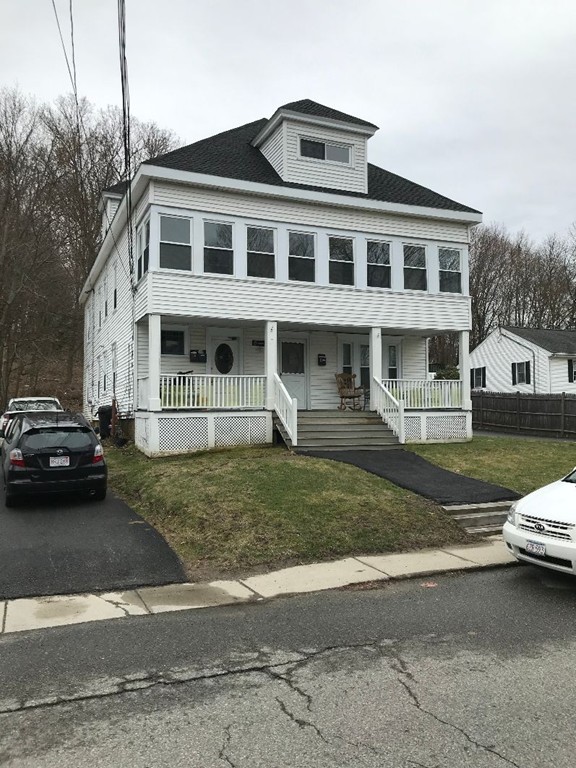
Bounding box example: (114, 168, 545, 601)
(299, 138, 351, 165)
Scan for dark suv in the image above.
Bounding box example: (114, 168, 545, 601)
(0, 412, 107, 507)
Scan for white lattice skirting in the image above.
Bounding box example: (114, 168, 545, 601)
(135, 411, 273, 456)
(403, 411, 472, 443)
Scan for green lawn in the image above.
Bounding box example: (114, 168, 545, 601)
(105, 444, 468, 579)
(409, 435, 576, 496)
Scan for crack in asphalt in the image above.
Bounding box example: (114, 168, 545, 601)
(218, 724, 236, 768)
(390, 650, 521, 768)
(274, 695, 329, 743)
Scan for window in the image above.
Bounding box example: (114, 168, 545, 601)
(512, 361, 531, 385)
(300, 138, 351, 164)
(439, 248, 462, 293)
(137, 220, 150, 280)
(367, 241, 391, 288)
(113, 263, 118, 310)
(569, 360, 576, 383)
(329, 236, 354, 285)
(102, 352, 108, 393)
(98, 288, 102, 328)
(403, 245, 427, 290)
(204, 222, 233, 274)
(288, 232, 315, 282)
(470, 366, 486, 389)
(247, 227, 275, 278)
(103, 274, 108, 318)
(388, 345, 398, 379)
(161, 329, 185, 356)
(111, 343, 117, 394)
(160, 216, 191, 270)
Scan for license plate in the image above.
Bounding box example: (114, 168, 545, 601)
(526, 540, 546, 556)
(49, 456, 70, 467)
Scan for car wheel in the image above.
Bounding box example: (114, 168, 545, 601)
(92, 488, 107, 501)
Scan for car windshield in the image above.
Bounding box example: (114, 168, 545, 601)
(10, 400, 60, 412)
(21, 428, 94, 451)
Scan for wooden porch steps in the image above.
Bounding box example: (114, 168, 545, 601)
(274, 410, 400, 451)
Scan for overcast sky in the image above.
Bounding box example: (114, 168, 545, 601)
(2, 0, 575, 242)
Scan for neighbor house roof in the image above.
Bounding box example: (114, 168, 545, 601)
(503, 327, 576, 355)
(141, 116, 480, 214)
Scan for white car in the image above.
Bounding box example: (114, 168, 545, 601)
(0, 396, 64, 436)
(503, 469, 576, 574)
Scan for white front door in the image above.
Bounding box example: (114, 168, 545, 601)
(280, 340, 308, 409)
(210, 337, 240, 375)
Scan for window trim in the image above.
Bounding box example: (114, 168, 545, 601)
(298, 136, 353, 167)
(328, 235, 355, 286)
(203, 220, 234, 276)
(403, 243, 428, 292)
(366, 239, 392, 290)
(159, 214, 192, 272)
(288, 230, 316, 283)
(161, 327, 187, 357)
(438, 247, 462, 294)
(470, 366, 486, 389)
(246, 225, 276, 280)
(511, 360, 531, 386)
(136, 218, 150, 282)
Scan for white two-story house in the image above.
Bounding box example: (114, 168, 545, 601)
(82, 99, 482, 456)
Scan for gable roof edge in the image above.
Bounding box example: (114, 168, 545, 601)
(252, 108, 378, 148)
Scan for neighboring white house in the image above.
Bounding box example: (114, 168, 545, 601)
(470, 326, 576, 394)
(81, 99, 482, 456)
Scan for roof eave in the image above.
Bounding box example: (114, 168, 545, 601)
(251, 108, 378, 148)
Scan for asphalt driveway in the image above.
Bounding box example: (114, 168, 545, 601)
(0, 492, 186, 600)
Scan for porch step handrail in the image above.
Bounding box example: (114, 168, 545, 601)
(273, 373, 298, 447)
(373, 377, 405, 444)
(382, 378, 462, 409)
(160, 374, 266, 409)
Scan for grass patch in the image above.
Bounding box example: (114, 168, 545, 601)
(409, 436, 576, 496)
(105, 444, 468, 578)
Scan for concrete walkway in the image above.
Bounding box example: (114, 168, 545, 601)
(0, 537, 516, 635)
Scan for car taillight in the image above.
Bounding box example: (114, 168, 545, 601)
(9, 449, 25, 467)
(92, 444, 104, 464)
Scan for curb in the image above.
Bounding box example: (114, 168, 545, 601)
(0, 538, 516, 635)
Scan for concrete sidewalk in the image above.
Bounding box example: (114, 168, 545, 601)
(0, 537, 516, 635)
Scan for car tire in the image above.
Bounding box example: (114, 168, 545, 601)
(92, 488, 107, 501)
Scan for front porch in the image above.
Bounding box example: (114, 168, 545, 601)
(134, 317, 472, 455)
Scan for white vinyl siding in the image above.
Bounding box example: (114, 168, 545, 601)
(309, 332, 339, 409)
(550, 357, 576, 395)
(283, 121, 367, 193)
(401, 337, 428, 379)
(260, 124, 285, 177)
(147, 272, 470, 332)
(152, 183, 470, 244)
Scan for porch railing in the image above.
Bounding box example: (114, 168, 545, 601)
(273, 373, 298, 447)
(372, 378, 405, 444)
(382, 379, 462, 410)
(160, 375, 266, 410)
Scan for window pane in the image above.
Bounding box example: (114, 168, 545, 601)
(161, 216, 190, 244)
(204, 222, 232, 248)
(22, 428, 93, 451)
(367, 264, 391, 288)
(289, 232, 314, 258)
(204, 248, 233, 274)
(326, 144, 350, 163)
(160, 243, 191, 270)
(329, 261, 354, 285)
(289, 256, 315, 282)
(342, 343, 351, 367)
(282, 343, 305, 374)
(439, 248, 460, 271)
(389, 346, 397, 367)
(440, 271, 462, 293)
(403, 245, 426, 268)
(367, 241, 390, 265)
(360, 345, 369, 367)
(248, 252, 275, 278)
(247, 227, 274, 253)
(300, 139, 325, 159)
(329, 237, 353, 261)
(161, 330, 184, 356)
(404, 268, 427, 290)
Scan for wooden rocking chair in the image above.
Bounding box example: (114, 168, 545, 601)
(335, 372, 365, 411)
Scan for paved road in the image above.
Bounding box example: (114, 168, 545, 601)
(2, 564, 576, 766)
(0, 491, 185, 599)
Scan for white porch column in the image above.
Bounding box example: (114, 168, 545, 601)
(265, 320, 278, 410)
(459, 329, 472, 410)
(370, 327, 382, 407)
(148, 314, 162, 411)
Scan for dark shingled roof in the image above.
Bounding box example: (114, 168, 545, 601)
(277, 99, 378, 129)
(142, 117, 480, 214)
(103, 180, 127, 195)
(504, 327, 576, 355)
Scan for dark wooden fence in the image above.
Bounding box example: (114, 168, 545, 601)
(472, 391, 576, 438)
